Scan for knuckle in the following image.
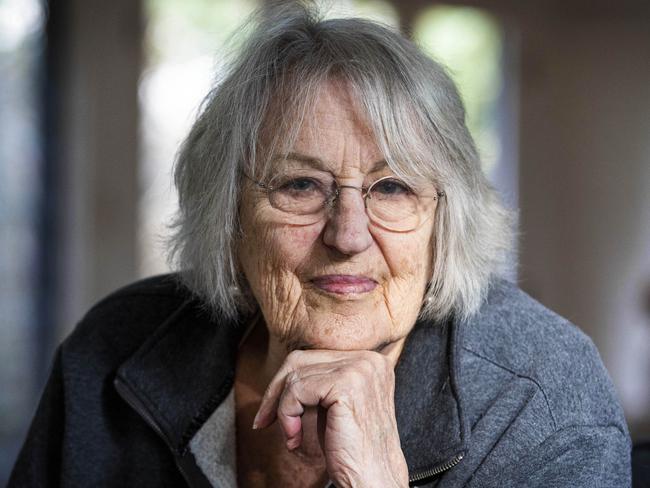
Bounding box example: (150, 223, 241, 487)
(343, 366, 366, 387)
(286, 349, 304, 364)
(358, 354, 378, 376)
(285, 371, 301, 388)
(366, 350, 392, 374)
(334, 392, 355, 411)
(371, 349, 388, 364)
(378, 354, 393, 374)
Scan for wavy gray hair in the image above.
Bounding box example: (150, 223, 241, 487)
(168, 1, 514, 323)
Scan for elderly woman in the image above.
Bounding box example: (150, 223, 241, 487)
(9, 3, 630, 488)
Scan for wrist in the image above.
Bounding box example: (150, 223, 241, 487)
(364, 457, 409, 488)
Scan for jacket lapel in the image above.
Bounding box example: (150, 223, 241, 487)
(114, 299, 247, 475)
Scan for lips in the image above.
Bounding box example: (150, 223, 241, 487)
(310, 274, 377, 294)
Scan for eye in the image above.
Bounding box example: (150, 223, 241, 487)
(276, 177, 322, 196)
(370, 178, 414, 197)
(281, 178, 316, 191)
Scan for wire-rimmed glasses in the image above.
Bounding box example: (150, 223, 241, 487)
(244, 170, 445, 232)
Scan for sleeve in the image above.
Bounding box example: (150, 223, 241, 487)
(7, 346, 65, 488)
(499, 425, 632, 488)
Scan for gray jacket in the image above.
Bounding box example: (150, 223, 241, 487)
(397, 279, 631, 486)
(9, 274, 631, 487)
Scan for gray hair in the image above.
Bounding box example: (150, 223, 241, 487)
(168, 1, 514, 323)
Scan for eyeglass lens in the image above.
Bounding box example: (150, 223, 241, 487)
(265, 171, 433, 232)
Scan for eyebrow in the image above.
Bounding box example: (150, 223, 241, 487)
(273, 152, 388, 173)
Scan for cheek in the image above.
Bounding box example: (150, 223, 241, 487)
(280, 225, 322, 252)
(240, 194, 320, 272)
(265, 224, 322, 270)
(239, 220, 323, 325)
(376, 228, 433, 281)
(371, 224, 434, 328)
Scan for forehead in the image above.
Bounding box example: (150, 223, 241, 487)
(306, 82, 370, 133)
(274, 82, 384, 173)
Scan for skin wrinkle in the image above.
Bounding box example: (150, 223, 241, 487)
(238, 78, 437, 367)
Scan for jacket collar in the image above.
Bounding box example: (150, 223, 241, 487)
(114, 296, 469, 483)
(114, 299, 248, 456)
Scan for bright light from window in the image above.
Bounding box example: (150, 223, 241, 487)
(139, 0, 259, 276)
(413, 6, 502, 175)
(0, 0, 44, 469)
(0, 0, 43, 52)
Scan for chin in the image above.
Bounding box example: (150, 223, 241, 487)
(284, 310, 391, 353)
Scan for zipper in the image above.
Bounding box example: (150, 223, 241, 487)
(325, 452, 464, 488)
(113, 377, 196, 486)
(408, 452, 464, 485)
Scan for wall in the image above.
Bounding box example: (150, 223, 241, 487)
(517, 13, 650, 440)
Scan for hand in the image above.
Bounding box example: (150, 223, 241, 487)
(253, 349, 409, 488)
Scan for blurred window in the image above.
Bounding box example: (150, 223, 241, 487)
(0, 0, 45, 482)
(139, 0, 261, 276)
(413, 5, 517, 278)
(413, 5, 503, 180)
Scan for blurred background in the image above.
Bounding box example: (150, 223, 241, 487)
(0, 0, 649, 482)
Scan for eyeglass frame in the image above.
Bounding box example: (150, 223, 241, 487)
(242, 171, 446, 230)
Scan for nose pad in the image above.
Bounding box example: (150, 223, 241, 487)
(322, 189, 373, 255)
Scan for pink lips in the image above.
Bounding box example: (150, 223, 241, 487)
(311, 274, 377, 294)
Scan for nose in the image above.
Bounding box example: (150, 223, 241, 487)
(322, 187, 373, 255)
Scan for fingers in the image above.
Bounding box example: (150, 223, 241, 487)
(255, 365, 339, 448)
(252, 349, 393, 451)
(378, 339, 404, 364)
(249, 348, 407, 486)
(251, 361, 292, 430)
(276, 372, 325, 450)
(253, 350, 341, 429)
(252, 351, 305, 429)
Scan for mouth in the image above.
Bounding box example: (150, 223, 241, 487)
(310, 274, 377, 295)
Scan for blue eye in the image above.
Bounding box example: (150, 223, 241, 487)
(280, 178, 318, 192)
(371, 178, 413, 196)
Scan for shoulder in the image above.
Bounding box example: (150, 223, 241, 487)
(61, 273, 196, 366)
(460, 278, 627, 435)
(13, 274, 201, 487)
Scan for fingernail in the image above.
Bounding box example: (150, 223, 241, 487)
(252, 410, 261, 430)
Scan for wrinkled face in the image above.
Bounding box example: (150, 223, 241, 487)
(238, 82, 438, 352)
